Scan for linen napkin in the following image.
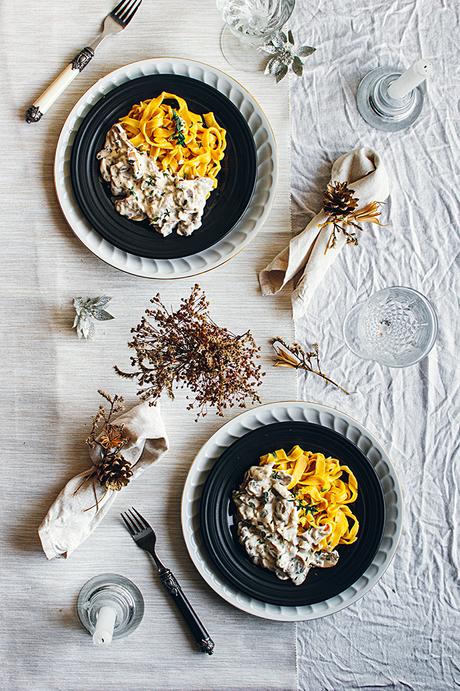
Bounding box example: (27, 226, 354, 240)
(39, 401, 168, 559)
(259, 147, 390, 319)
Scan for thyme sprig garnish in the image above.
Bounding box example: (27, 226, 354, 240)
(171, 109, 186, 147)
(289, 497, 318, 514)
(271, 470, 285, 480)
(272, 338, 350, 395)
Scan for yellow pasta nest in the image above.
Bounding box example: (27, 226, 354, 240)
(260, 446, 359, 551)
(119, 92, 227, 188)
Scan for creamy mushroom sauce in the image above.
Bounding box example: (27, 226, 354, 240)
(97, 124, 214, 237)
(233, 463, 339, 585)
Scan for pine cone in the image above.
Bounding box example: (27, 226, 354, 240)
(97, 452, 133, 491)
(323, 181, 359, 219)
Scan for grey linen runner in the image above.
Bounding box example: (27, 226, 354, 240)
(0, 1, 296, 689)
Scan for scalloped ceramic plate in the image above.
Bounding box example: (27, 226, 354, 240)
(200, 421, 385, 607)
(70, 74, 257, 259)
(54, 58, 277, 278)
(181, 401, 403, 621)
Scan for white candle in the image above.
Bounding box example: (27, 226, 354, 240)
(92, 605, 117, 646)
(387, 59, 432, 100)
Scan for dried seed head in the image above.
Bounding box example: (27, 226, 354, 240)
(116, 285, 264, 420)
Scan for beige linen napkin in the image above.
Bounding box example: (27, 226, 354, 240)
(259, 147, 390, 319)
(39, 401, 168, 559)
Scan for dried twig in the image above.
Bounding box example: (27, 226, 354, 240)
(73, 391, 132, 511)
(272, 338, 350, 395)
(115, 285, 264, 419)
(318, 181, 384, 254)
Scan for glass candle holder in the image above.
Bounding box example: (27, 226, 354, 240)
(356, 66, 426, 131)
(343, 286, 438, 368)
(77, 573, 144, 645)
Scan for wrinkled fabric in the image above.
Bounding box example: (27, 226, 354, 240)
(259, 147, 389, 319)
(290, 0, 460, 689)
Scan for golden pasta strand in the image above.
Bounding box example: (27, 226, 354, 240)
(259, 446, 359, 550)
(118, 92, 227, 189)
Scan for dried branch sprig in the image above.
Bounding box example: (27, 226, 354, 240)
(272, 338, 350, 395)
(74, 391, 132, 511)
(86, 389, 126, 450)
(115, 284, 264, 419)
(318, 181, 384, 254)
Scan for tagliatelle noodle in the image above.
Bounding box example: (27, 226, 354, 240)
(260, 446, 359, 551)
(118, 92, 227, 189)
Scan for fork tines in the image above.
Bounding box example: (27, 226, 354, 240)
(121, 507, 149, 536)
(111, 0, 142, 26)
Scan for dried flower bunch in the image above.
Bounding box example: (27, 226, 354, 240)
(84, 390, 132, 491)
(86, 390, 132, 492)
(115, 284, 264, 419)
(319, 181, 383, 254)
(272, 338, 349, 395)
(74, 391, 133, 512)
(73, 296, 114, 339)
(260, 29, 316, 83)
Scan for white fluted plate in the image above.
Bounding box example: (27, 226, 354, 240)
(54, 58, 276, 278)
(181, 401, 403, 621)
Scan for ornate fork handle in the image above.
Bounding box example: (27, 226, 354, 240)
(25, 1, 143, 123)
(159, 568, 215, 655)
(25, 47, 95, 123)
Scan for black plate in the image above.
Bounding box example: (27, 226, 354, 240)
(70, 74, 257, 259)
(200, 422, 385, 606)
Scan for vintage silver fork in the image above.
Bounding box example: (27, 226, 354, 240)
(26, 0, 143, 123)
(121, 507, 215, 654)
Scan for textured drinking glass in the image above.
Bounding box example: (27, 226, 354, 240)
(217, 0, 295, 72)
(343, 287, 438, 368)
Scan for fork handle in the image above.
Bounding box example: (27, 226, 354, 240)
(159, 568, 215, 655)
(25, 47, 95, 123)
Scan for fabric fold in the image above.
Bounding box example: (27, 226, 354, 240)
(38, 401, 168, 559)
(259, 147, 390, 319)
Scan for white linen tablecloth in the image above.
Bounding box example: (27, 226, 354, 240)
(289, 1, 459, 689)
